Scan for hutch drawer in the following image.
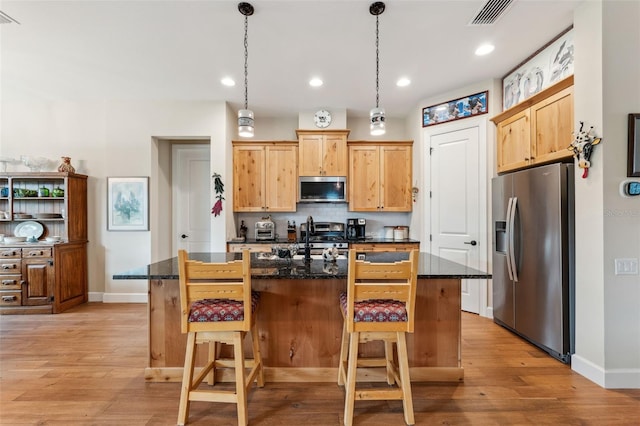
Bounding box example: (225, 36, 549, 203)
(0, 260, 21, 273)
(0, 248, 21, 258)
(22, 248, 52, 258)
(1, 275, 22, 290)
(0, 291, 22, 306)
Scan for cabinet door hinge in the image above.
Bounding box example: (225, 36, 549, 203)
(429, 191, 432, 198)
(429, 234, 432, 242)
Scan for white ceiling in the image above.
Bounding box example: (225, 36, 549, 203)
(1, 0, 582, 119)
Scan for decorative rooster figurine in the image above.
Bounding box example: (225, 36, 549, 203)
(568, 121, 602, 178)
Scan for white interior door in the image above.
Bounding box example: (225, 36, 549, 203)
(173, 145, 211, 253)
(428, 125, 482, 314)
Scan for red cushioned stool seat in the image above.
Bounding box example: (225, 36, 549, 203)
(189, 291, 261, 322)
(339, 292, 407, 323)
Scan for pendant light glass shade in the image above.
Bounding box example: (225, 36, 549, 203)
(370, 107, 386, 136)
(238, 109, 254, 137)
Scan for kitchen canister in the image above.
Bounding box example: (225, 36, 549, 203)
(384, 226, 395, 239)
(393, 226, 409, 240)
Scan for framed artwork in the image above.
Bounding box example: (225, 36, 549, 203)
(107, 177, 149, 231)
(502, 27, 574, 110)
(628, 113, 640, 177)
(422, 91, 488, 127)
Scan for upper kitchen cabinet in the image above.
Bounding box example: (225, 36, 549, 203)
(233, 141, 298, 212)
(348, 141, 413, 212)
(492, 76, 574, 174)
(296, 130, 349, 176)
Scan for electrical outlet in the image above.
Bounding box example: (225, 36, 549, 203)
(614, 258, 639, 275)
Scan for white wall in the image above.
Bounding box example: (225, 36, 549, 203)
(406, 78, 501, 315)
(1, 100, 230, 300)
(571, 0, 640, 389)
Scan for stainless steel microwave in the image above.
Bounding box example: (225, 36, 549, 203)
(299, 176, 347, 203)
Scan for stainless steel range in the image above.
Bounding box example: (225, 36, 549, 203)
(297, 221, 349, 259)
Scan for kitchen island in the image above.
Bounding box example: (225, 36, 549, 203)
(113, 252, 489, 383)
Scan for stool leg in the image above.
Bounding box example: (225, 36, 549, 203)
(233, 332, 249, 426)
(396, 332, 415, 425)
(178, 332, 197, 426)
(384, 339, 395, 385)
(343, 331, 359, 426)
(250, 324, 264, 387)
(207, 341, 219, 386)
(337, 320, 349, 386)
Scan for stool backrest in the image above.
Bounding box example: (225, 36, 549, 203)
(178, 249, 252, 333)
(346, 249, 419, 333)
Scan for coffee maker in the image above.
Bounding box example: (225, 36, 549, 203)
(346, 218, 366, 240)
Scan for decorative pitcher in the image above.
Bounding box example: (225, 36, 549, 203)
(58, 156, 75, 173)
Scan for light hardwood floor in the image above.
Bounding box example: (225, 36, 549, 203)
(1, 303, 638, 425)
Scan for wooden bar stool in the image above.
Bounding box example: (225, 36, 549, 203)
(338, 249, 419, 426)
(177, 250, 264, 426)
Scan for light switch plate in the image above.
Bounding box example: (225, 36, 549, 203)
(614, 258, 639, 275)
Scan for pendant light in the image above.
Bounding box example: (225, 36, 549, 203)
(238, 2, 254, 138)
(369, 2, 386, 136)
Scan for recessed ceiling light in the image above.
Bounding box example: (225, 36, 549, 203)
(221, 77, 235, 87)
(309, 78, 323, 87)
(396, 77, 411, 87)
(475, 43, 495, 56)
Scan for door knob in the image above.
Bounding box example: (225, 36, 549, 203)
(464, 240, 477, 246)
(181, 234, 189, 239)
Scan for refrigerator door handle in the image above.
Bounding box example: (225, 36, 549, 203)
(509, 196, 519, 282)
(505, 197, 514, 281)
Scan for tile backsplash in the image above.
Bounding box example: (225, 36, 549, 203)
(235, 203, 411, 240)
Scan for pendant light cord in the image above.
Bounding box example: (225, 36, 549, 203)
(375, 14, 379, 109)
(243, 14, 249, 110)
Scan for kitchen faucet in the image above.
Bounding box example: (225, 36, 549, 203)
(304, 215, 314, 262)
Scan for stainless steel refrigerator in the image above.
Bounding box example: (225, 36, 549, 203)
(492, 163, 575, 363)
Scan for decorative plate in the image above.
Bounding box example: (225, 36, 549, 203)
(14, 221, 44, 239)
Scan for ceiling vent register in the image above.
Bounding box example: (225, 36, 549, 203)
(469, 0, 514, 26)
(0, 11, 19, 24)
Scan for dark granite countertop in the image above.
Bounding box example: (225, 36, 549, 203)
(113, 252, 490, 280)
(227, 238, 420, 245)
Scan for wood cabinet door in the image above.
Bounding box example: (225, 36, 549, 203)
(22, 258, 53, 306)
(497, 109, 531, 173)
(298, 134, 324, 176)
(265, 145, 298, 212)
(348, 145, 380, 211)
(233, 145, 267, 211)
(531, 85, 574, 165)
(322, 134, 348, 176)
(380, 145, 413, 211)
(54, 242, 87, 313)
(298, 132, 347, 176)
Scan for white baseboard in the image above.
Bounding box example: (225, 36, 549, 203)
(91, 292, 148, 304)
(88, 292, 103, 302)
(572, 354, 640, 389)
(485, 306, 493, 319)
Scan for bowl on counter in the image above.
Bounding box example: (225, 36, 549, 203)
(4, 236, 27, 243)
(45, 236, 61, 243)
